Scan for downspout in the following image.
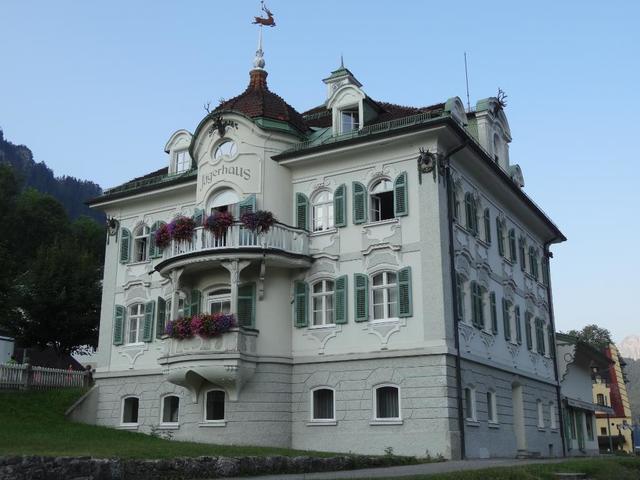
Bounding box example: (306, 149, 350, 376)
(544, 242, 567, 458)
(442, 143, 468, 459)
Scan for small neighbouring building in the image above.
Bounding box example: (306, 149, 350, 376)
(555, 333, 612, 456)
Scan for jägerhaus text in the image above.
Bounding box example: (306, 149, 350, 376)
(201, 164, 252, 188)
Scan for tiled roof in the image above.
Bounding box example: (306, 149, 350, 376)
(216, 70, 310, 134)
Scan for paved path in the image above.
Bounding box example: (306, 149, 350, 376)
(224, 458, 565, 479)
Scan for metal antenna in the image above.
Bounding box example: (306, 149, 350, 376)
(464, 52, 471, 112)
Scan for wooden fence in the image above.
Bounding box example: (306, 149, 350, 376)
(0, 363, 90, 390)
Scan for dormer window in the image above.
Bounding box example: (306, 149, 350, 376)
(340, 108, 359, 134)
(174, 150, 190, 173)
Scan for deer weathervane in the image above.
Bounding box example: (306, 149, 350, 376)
(253, 1, 275, 27)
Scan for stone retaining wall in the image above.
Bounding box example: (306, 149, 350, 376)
(0, 454, 418, 480)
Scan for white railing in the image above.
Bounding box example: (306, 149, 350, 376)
(163, 223, 309, 260)
(0, 363, 90, 390)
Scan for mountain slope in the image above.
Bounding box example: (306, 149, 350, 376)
(0, 129, 103, 222)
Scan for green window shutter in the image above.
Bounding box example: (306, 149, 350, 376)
(238, 283, 256, 328)
(295, 193, 309, 230)
(471, 198, 478, 235)
(519, 237, 526, 271)
(354, 273, 369, 322)
(352, 182, 367, 224)
(502, 298, 511, 340)
(470, 282, 478, 327)
(548, 329, 555, 358)
(455, 274, 465, 322)
(239, 194, 256, 215)
(515, 306, 522, 345)
(193, 208, 204, 227)
(508, 229, 517, 261)
(525, 312, 533, 350)
(542, 257, 550, 286)
(334, 184, 347, 227)
(142, 300, 155, 342)
(113, 305, 125, 346)
(478, 288, 485, 328)
(293, 281, 308, 328)
(187, 289, 201, 317)
(119, 228, 131, 264)
(464, 193, 473, 232)
(394, 171, 408, 217)
(398, 267, 412, 318)
(484, 209, 491, 244)
(334, 275, 348, 324)
(496, 219, 504, 256)
(156, 297, 167, 339)
(536, 318, 545, 355)
(490, 292, 498, 334)
(451, 188, 460, 222)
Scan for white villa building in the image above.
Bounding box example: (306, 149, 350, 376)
(79, 43, 567, 459)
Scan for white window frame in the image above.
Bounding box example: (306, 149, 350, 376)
(120, 395, 140, 427)
(202, 389, 226, 426)
(133, 224, 150, 263)
(126, 303, 145, 345)
(487, 390, 498, 424)
(160, 394, 180, 427)
(166, 295, 185, 321)
(371, 384, 402, 425)
(174, 150, 191, 174)
(371, 271, 398, 322)
(309, 386, 336, 425)
(311, 190, 334, 232)
(310, 279, 335, 327)
(537, 399, 545, 429)
(339, 107, 359, 134)
(464, 386, 477, 422)
(550, 402, 557, 430)
(369, 179, 394, 223)
(207, 188, 240, 216)
(207, 289, 231, 315)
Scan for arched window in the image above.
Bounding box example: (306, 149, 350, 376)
(133, 224, 150, 262)
(596, 393, 606, 406)
(311, 388, 335, 421)
(161, 395, 180, 424)
(371, 271, 398, 320)
(207, 288, 231, 315)
(369, 179, 394, 222)
(312, 280, 335, 326)
(207, 189, 240, 215)
(174, 150, 191, 173)
(483, 208, 491, 243)
(122, 396, 139, 425)
(493, 134, 501, 164)
(496, 218, 506, 257)
(204, 390, 225, 422)
(374, 385, 400, 420)
(312, 191, 334, 232)
(529, 247, 539, 280)
(508, 228, 517, 261)
(470, 282, 485, 329)
(214, 140, 238, 160)
(126, 303, 145, 344)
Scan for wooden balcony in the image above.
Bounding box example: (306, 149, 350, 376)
(156, 223, 311, 274)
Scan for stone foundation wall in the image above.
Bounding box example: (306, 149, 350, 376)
(0, 454, 418, 480)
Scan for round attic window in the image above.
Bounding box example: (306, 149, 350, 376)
(214, 140, 238, 160)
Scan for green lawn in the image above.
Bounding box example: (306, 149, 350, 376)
(391, 457, 640, 480)
(0, 389, 344, 459)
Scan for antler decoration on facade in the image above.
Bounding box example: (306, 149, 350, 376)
(252, 1, 276, 27)
(417, 147, 438, 184)
(497, 88, 508, 109)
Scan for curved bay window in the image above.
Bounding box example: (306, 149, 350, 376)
(372, 271, 398, 321)
(312, 191, 334, 232)
(370, 179, 394, 222)
(311, 280, 334, 326)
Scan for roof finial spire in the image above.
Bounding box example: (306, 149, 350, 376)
(253, 26, 265, 70)
(340, 53, 344, 69)
(251, 1, 276, 71)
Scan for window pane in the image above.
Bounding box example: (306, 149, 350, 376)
(163, 396, 179, 423)
(123, 397, 139, 423)
(313, 389, 334, 419)
(313, 282, 324, 294)
(387, 287, 398, 318)
(376, 387, 399, 419)
(206, 391, 225, 421)
(372, 273, 384, 286)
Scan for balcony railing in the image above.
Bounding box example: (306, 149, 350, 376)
(162, 222, 309, 261)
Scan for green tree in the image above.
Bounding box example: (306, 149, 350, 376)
(565, 324, 612, 351)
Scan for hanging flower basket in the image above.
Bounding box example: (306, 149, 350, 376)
(154, 223, 172, 249)
(204, 211, 234, 238)
(166, 313, 236, 339)
(170, 216, 195, 242)
(241, 210, 275, 234)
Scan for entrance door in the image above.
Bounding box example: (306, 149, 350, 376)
(512, 383, 527, 455)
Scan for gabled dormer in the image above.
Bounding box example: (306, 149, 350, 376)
(323, 63, 369, 136)
(164, 130, 194, 175)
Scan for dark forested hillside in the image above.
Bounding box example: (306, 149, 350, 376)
(0, 129, 103, 222)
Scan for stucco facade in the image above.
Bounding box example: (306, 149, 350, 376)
(80, 51, 566, 458)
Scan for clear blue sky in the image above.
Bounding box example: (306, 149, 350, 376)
(1, 1, 638, 341)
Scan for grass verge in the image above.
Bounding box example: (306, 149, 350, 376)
(0, 388, 354, 459)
